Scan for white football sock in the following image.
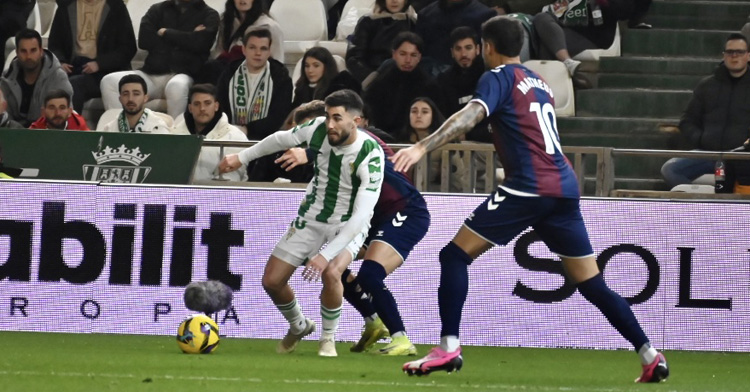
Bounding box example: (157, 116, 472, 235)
(638, 342, 658, 365)
(441, 335, 460, 353)
(321, 305, 342, 340)
(276, 299, 306, 335)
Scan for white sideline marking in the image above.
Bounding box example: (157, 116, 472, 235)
(0, 370, 680, 392)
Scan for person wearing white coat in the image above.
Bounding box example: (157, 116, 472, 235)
(172, 83, 249, 182)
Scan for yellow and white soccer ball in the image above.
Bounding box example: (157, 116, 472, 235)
(176, 314, 220, 354)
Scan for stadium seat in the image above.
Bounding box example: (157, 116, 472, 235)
(40, 2, 57, 47)
(317, 0, 374, 57)
(573, 24, 621, 61)
(291, 54, 346, 95)
(96, 108, 174, 131)
(204, 0, 226, 14)
(269, 0, 328, 68)
(522, 60, 575, 117)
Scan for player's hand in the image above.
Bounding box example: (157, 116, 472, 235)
(218, 154, 242, 173)
(390, 144, 426, 173)
(275, 148, 308, 171)
(302, 254, 327, 282)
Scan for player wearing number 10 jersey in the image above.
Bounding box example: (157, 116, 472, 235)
(392, 16, 669, 383)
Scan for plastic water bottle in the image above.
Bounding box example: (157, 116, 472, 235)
(714, 159, 726, 193)
(591, 4, 604, 26)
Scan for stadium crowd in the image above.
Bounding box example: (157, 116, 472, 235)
(1, 0, 666, 186)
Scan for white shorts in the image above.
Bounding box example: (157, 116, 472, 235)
(271, 217, 368, 267)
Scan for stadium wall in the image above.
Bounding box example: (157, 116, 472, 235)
(0, 180, 748, 352)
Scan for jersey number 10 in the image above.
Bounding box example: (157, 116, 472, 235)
(530, 102, 562, 155)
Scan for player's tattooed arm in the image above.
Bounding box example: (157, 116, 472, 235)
(417, 102, 486, 153)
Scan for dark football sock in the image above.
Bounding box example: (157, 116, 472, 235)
(358, 260, 405, 334)
(438, 241, 473, 338)
(341, 268, 376, 319)
(577, 273, 649, 350)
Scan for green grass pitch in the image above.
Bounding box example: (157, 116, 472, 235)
(2, 332, 749, 391)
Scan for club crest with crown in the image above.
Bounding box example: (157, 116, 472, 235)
(83, 140, 152, 183)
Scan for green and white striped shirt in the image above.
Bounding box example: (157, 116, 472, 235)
(238, 117, 384, 260)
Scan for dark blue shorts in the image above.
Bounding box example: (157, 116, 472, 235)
(365, 202, 430, 261)
(464, 188, 594, 258)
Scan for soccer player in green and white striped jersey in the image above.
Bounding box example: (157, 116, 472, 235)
(219, 89, 385, 357)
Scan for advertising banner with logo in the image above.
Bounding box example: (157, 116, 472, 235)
(0, 180, 748, 352)
(0, 129, 201, 184)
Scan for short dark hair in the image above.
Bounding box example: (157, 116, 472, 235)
(294, 100, 326, 124)
(43, 89, 71, 106)
(391, 31, 423, 54)
(324, 89, 363, 115)
(243, 28, 273, 46)
(726, 32, 748, 48)
(189, 83, 218, 102)
(15, 28, 42, 50)
(481, 16, 524, 57)
(450, 26, 479, 47)
(118, 74, 148, 94)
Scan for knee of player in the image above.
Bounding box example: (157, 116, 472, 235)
(261, 275, 284, 294)
(321, 265, 345, 285)
(356, 260, 387, 292)
(439, 242, 474, 266)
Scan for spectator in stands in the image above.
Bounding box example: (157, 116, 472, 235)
(0, 89, 23, 129)
(217, 28, 292, 140)
(0, 0, 36, 68)
(437, 26, 489, 142)
(101, 74, 171, 133)
(100, 0, 220, 118)
(346, 0, 417, 85)
(216, 0, 284, 64)
(363, 32, 443, 136)
(661, 33, 750, 191)
(396, 96, 445, 143)
(292, 47, 359, 110)
(532, 0, 633, 89)
(173, 83, 248, 182)
(48, 0, 137, 113)
(0, 29, 73, 127)
(29, 89, 89, 130)
(415, 0, 496, 75)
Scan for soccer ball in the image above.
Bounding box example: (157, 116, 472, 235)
(176, 314, 220, 354)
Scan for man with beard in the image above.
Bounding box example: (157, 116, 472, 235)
(173, 83, 248, 182)
(28, 89, 89, 130)
(101, 74, 171, 133)
(0, 29, 73, 127)
(437, 26, 489, 142)
(218, 89, 384, 358)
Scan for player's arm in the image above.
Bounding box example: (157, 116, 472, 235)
(219, 121, 316, 173)
(391, 102, 485, 172)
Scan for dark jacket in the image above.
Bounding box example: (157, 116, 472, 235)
(363, 61, 444, 135)
(217, 58, 293, 140)
(139, 0, 219, 77)
(48, 0, 137, 74)
(436, 57, 491, 142)
(346, 14, 416, 83)
(680, 62, 750, 152)
(0, 49, 73, 126)
(291, 70, 360, 110)
(416, 0, 496, 68)
(568, 0, 633, 50)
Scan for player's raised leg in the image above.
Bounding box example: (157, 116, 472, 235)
(262, 255, 315, 354)
(538, 198, 669, 383)
(403, 226, 492, 375)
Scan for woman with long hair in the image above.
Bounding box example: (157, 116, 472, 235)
(397, 96, 445, 143)
(290, 47, 360, 112)
(214, 0, 284, 64)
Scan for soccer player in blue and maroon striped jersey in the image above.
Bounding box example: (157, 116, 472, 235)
(393, 16, 669, 382)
